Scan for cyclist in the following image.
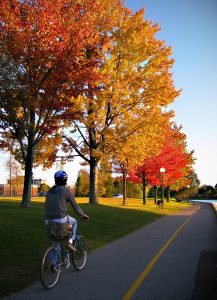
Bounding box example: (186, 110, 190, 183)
(45, 170, 89, 251)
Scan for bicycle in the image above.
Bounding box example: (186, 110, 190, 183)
(40, 234, 87, 289)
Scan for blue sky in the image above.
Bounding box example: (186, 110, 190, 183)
(0, 0, 216, 187)
(125, 0, 217, 186)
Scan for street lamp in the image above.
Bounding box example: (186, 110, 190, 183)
(187, 185, 190, 204)
(160, 167, 165, 204)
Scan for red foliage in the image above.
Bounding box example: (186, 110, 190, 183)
(0, 0, 108, 126)
(128, 128, 190, 187)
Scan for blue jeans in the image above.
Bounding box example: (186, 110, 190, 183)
(67, 215, 77, 240)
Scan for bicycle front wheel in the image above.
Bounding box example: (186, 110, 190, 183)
(72, 236, 87, 271)
(40, 246, 60, 289)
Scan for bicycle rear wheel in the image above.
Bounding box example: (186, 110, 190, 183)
(40, 246, 60, 289)
(72, 236, 87, 271)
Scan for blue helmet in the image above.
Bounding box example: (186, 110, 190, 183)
(54, 170, 68, 179)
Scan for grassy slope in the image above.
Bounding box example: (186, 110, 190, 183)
(0, 197, 190, 297)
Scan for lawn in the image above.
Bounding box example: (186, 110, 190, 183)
(0, 196, 191, 297)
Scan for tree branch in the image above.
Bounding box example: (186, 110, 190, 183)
(62, 134, 90, 163)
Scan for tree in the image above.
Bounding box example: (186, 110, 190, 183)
(104, 174, 115, 197)
(113, 178, 122, 194)
(5, 154, 23, 196)
(112, 110, 172, 205)
(187, 172, 200, 188)
(75, 175, 85, 197)
(127, 182, 143, 198)
(0, 0, 105, 207)
(62, 2, 181, 205)
(128, 125, 194, 204)
(63, 2, 179, 204)
(198, 185, 215, 198)
(98, 159, 114, 197)
(113, 177, 142, 198)
(75, 169, 89, 197)
(98, 173, 114, 197)
(128, 164, 151, 205)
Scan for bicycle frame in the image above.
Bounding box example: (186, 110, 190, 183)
(51, 234, 80, 266)
(51, 240, 69, 268)
(40, 234, 87, 289)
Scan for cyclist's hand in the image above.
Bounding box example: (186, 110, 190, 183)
(83, 214, 89, 220)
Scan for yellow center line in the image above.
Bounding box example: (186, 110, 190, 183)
(122, 215, 193, 300)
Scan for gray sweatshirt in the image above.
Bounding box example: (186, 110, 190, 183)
(45, 185, 85, 219)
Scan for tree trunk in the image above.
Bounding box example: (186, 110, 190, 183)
(154, 186, 158, 204)
(161, 176, 164, 205)
(167, 186, 170, 202)
(21, 144, 34, 208)
(20, 109, 36, 208)
(142, 172, 147, 205)
(89, 157, 99, 204)
(9, 153, 12, 197)
(122, 170, 127, 205)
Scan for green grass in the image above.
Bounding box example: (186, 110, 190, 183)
(0, 197, 191, 297)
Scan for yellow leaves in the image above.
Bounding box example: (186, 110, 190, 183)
(48, 1, 181, 174)
(68, 95, 84, 112)
(34, 133, 63, 168)
(90, 149, 103, 159)
(110, 106, 170, 167)
(17, 107, 23, 119)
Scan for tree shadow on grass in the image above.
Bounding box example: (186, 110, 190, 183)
(76, 203, 166, 250)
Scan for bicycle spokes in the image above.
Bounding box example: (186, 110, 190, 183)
(40, 247, 60, 289)
(72, 236, 87, 271)
(41, 237, 87, 289)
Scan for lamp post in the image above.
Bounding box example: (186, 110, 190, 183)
(160, 167, 165, 204)
(187, 185, 190, 204)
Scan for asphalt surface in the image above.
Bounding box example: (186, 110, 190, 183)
(2, 203, 217, 300)
(191, 250, 217, 300)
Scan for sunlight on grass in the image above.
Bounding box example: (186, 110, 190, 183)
(73, 196, 191, 215)
(0, 196, 191, 215)
(97, 197, 191, 213)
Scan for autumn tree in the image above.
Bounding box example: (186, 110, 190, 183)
(128, 125, 194, 204)
(63, 2, 180, 204)
(176, 172, 200, 200)
(170, 171, 200, 201)
(163, 126, 195, 196)
(0, 0, 106, 207)
(112, 109, 171, 204)
(98, 159, 114, 197)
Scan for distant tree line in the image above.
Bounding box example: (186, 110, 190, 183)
(196, 185, 217, 199)
(75, 165, 143, 199)
(75, 166, 215, 201)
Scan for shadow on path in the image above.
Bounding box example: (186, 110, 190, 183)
(191, 250, 217, 300)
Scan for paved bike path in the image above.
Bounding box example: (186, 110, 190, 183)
(3, 204, 217, 300)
